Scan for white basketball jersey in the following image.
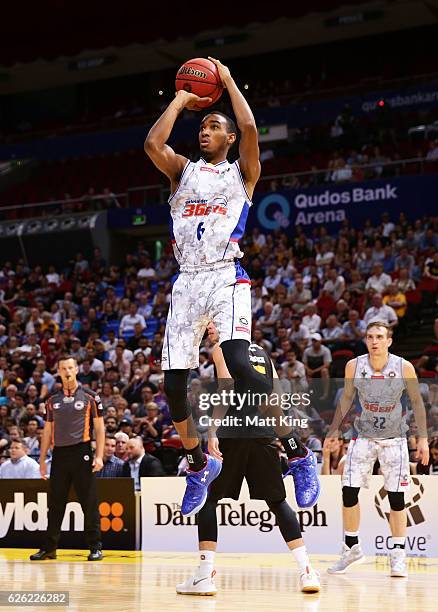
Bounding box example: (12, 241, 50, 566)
(353, 353, 408, 438)
(168, 158, 252, 267)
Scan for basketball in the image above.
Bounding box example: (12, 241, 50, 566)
(175, 57, 223, 109)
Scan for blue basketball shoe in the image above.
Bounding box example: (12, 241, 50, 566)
(284, 449, 320, 508)
(181, 455, 222, 517)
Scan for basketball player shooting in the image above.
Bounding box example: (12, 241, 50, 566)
(144, 58, 273, 516)
(324, 321, 429, 577)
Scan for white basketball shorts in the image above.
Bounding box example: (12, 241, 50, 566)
(342, 437, 410, 492)
(161, 260, 251, 370)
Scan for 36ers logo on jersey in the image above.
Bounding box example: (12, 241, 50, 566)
(182, 196, 228, 217)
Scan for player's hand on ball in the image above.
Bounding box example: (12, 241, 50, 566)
(208, 57, 231, 87)
(175, 90, 212, 111)
(208, 436, 223, 461)
(92, 456, 104, 472)
(416, 437, 430, 466)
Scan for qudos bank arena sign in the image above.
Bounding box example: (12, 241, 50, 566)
(252, 174, 437, 231)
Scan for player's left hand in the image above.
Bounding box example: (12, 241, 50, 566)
(92, 456, 104, 472)
(208, 57, 231, 87)
(415, 437, 430, 466)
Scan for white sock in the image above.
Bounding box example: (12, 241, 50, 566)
(390, 537, 406, 549)
(198, 550, 215, 578)
(291, 545, 311, 572)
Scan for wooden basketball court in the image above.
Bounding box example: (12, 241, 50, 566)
(1, 549, 437, 610)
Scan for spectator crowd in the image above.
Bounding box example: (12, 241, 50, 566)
(0, 212, 437, 479)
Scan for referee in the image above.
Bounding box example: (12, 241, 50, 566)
(30, 356, 105, 561)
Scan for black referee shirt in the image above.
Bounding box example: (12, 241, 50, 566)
(45, 384, 103, 447)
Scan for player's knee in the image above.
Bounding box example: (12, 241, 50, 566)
(342, 486, 360, 508)
(388, 491, 405, 511)
(163, 369, 190, 422)
(221, 339, 273, 396)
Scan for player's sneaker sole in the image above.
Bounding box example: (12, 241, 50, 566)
(390, 570, 408, 578)
(176, 588, 217, 596)
(327, 555, 365, 574)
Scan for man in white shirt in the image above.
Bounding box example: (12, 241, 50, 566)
(364, 293, 398, 329)
(108, 341, 134, 364)
(302, 303, 321, 335)
(119, 303, 146, 335)
(289, 316, 311, 354)
(137, 258, 157, 280)
(365, 263, 392, 294)
(381, 212, 395, 237)
(263, 266, 282, 292)
(321, 314, 343, 347)
(0, 440, 40, 479)
(323, 269, 346, 302)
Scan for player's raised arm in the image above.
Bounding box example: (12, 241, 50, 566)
(326, 359, 357, 439)
(209, 57, 260, 196)
(403, 360, 429, 465)
(144, 90, 210, 187)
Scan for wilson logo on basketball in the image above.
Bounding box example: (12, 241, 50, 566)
(177, 66, 207, 79)
(99, 502, 125, 532)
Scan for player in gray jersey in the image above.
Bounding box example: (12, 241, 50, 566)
(324, 321, 429, 578)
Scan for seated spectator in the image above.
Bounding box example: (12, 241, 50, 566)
(122, 436, 165, 489)
(323, 268, 346, 302)
(137, 257, 157, 280)
(289, 315, 310, 355)
(22, 418, 41, 461)
(315, 243, 335, 269)
(331, 157, 352, 182)
(119, 303, 146, 335)
(365, 263, 392, 294)
(257, 301, 280, 341)
(383, 284, 407, 331)
(105, 416, 119, 435)
(288, 277, 311, 314)
(321, 437, 347, 475)
(395, 247, 415, 274)
(263, 265, 282, 293)
(424, 251, 438, 280)
(302, 333, 332, 400)
(279, 350, 308, 393)
(112, 344, 131, 384)
(321, 314, 343, 348)
(114, 431, 130, 461)
(302, 303, 321, 335)
(396, 268, 416, 293)
(96, 435, 125, 478)
(341, 309, 366, 354)
(0, 440, 40, 478)
(77, 359, 100, 389)
(139, 402, 163, 453)
(364, 293, 398, 328)
(119, 417, 134, 437)
(252, 328, 273, 354)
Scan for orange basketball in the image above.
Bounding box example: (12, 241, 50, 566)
(175, 57, 223, 109)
